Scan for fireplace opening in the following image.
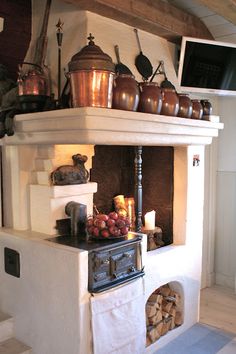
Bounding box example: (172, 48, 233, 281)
(146, 282, 184, 347)
(90, 145, 174, 247)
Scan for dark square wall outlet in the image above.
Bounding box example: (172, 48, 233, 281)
(4, 247, 20, 278)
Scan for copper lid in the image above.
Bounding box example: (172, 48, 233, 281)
(69, 34, 115, 72)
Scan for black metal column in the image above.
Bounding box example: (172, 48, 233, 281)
(134, 146, 142, 232)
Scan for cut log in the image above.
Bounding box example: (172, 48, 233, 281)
(161, 310, 170, 319)
(148, 293, 163, 304)
(148, 310, 162, 325)
(159, 285, 171, 297)
(174, 293, 181, 306)
(169, 307, 176, 318)
(156, 321, 164, 337)
(146, 303, 157, 318)
(161, 318, 171, 336)
(170, 316, 175, 330)
(162, 300, 173, 313)
(146, 335, 152, 347)
(175, 311, 183, 326)
(147, 325, 161, 342)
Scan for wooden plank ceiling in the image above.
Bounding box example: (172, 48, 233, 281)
(196, 0, 236, 25)
(63, 0, 213, 43)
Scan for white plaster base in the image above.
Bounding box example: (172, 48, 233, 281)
(30, 182, 97, 234)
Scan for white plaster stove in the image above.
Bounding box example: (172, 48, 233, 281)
(0, 106, 223, 354)
(0, 8, 224, 354)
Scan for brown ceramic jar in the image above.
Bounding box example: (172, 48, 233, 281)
(200, 99, 213, 116)
(177, 94, 193, 118)
(191, 99, 203, 119)
(138, 82, 162, 114)
(160, 88, 179, 116)
(112, 74, 139, 111)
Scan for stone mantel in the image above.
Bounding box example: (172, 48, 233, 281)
(2, 107, 223, 146)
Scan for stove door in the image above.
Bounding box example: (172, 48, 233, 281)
(110, 246, 137, 279)
(88, 241, 144, 293)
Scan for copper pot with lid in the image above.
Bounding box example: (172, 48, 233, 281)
(68, 34, 115, 108)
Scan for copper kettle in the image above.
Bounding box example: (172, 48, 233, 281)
(18, 62, 50, 97)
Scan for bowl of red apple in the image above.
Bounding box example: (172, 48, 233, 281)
(86, 212, 131, 239)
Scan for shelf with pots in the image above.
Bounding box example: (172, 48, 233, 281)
(1, 35, 223, 147)
(2, 106, 223, 147)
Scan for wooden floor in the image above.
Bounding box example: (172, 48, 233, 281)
(200, 285, 236, 334)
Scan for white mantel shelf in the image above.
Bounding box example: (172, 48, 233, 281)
(3, 107, 223, 146)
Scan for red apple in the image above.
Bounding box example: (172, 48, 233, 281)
(116, 219, 126, 228)
(120, 226, 129, 235)
(114, 228, 121, 237)
(101, 229, 110, 238)
(106, 218, 116, 227)
(94, 219, 106, 229)
(108, 211, 119, 220)
(96, 214, 109, 221)
(87, 226, 94, 235)
(86, 218, 94, 227)
(93, 227, 100, 237)
(109, 225, 119, 235)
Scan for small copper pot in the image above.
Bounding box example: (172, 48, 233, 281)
(138, 82, 162, 114)
(178, 94, 193, 118)
(161, 88, 179, 116)
(191, 99, 203, 119)
(112, 74, 139, 111)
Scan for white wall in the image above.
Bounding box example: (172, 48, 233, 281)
(214, 97, 236, 289)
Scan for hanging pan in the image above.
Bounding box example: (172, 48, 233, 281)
(159, 61, 175, 89)
(134, 28, 153, 81)
(114, 45, 133, 75)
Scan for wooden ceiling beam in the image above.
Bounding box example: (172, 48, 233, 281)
(196, 0, 236, 25)
(63, 0, 213, 43)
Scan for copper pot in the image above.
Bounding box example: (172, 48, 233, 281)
(112, 74, 139, 111)
(161, 88, 179, 116)
(69, 70, 114, 108)
(138, 82, 162, 114)
(177, 94, 193, 118)
(68, 34, 115, 108)
(191, 99, 203, 119)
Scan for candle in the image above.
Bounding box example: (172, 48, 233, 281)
(125, 197, 135, 229)
(144, 210, 156, 230)
(128, 199, 132, 224)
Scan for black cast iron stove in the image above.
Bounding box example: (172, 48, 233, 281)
(47, 232, 144, 293)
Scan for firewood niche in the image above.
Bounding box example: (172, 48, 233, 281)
(146, 283, 183, 346)
(90, 145, 173, 246)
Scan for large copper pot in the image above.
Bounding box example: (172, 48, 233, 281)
(68, 34, 115, 108)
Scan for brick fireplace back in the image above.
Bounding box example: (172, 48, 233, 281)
(90, 145, 174, 245)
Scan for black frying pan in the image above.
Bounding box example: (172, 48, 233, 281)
(114, 45, 133, 75)
(134, 28, 153, 81)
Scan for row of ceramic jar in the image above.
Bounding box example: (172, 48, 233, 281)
(112, 74, 212, 119)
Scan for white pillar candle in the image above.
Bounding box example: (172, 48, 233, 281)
(144, 210, 156, 230)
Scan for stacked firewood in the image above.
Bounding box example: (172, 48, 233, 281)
(146, 284, 183, 346)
